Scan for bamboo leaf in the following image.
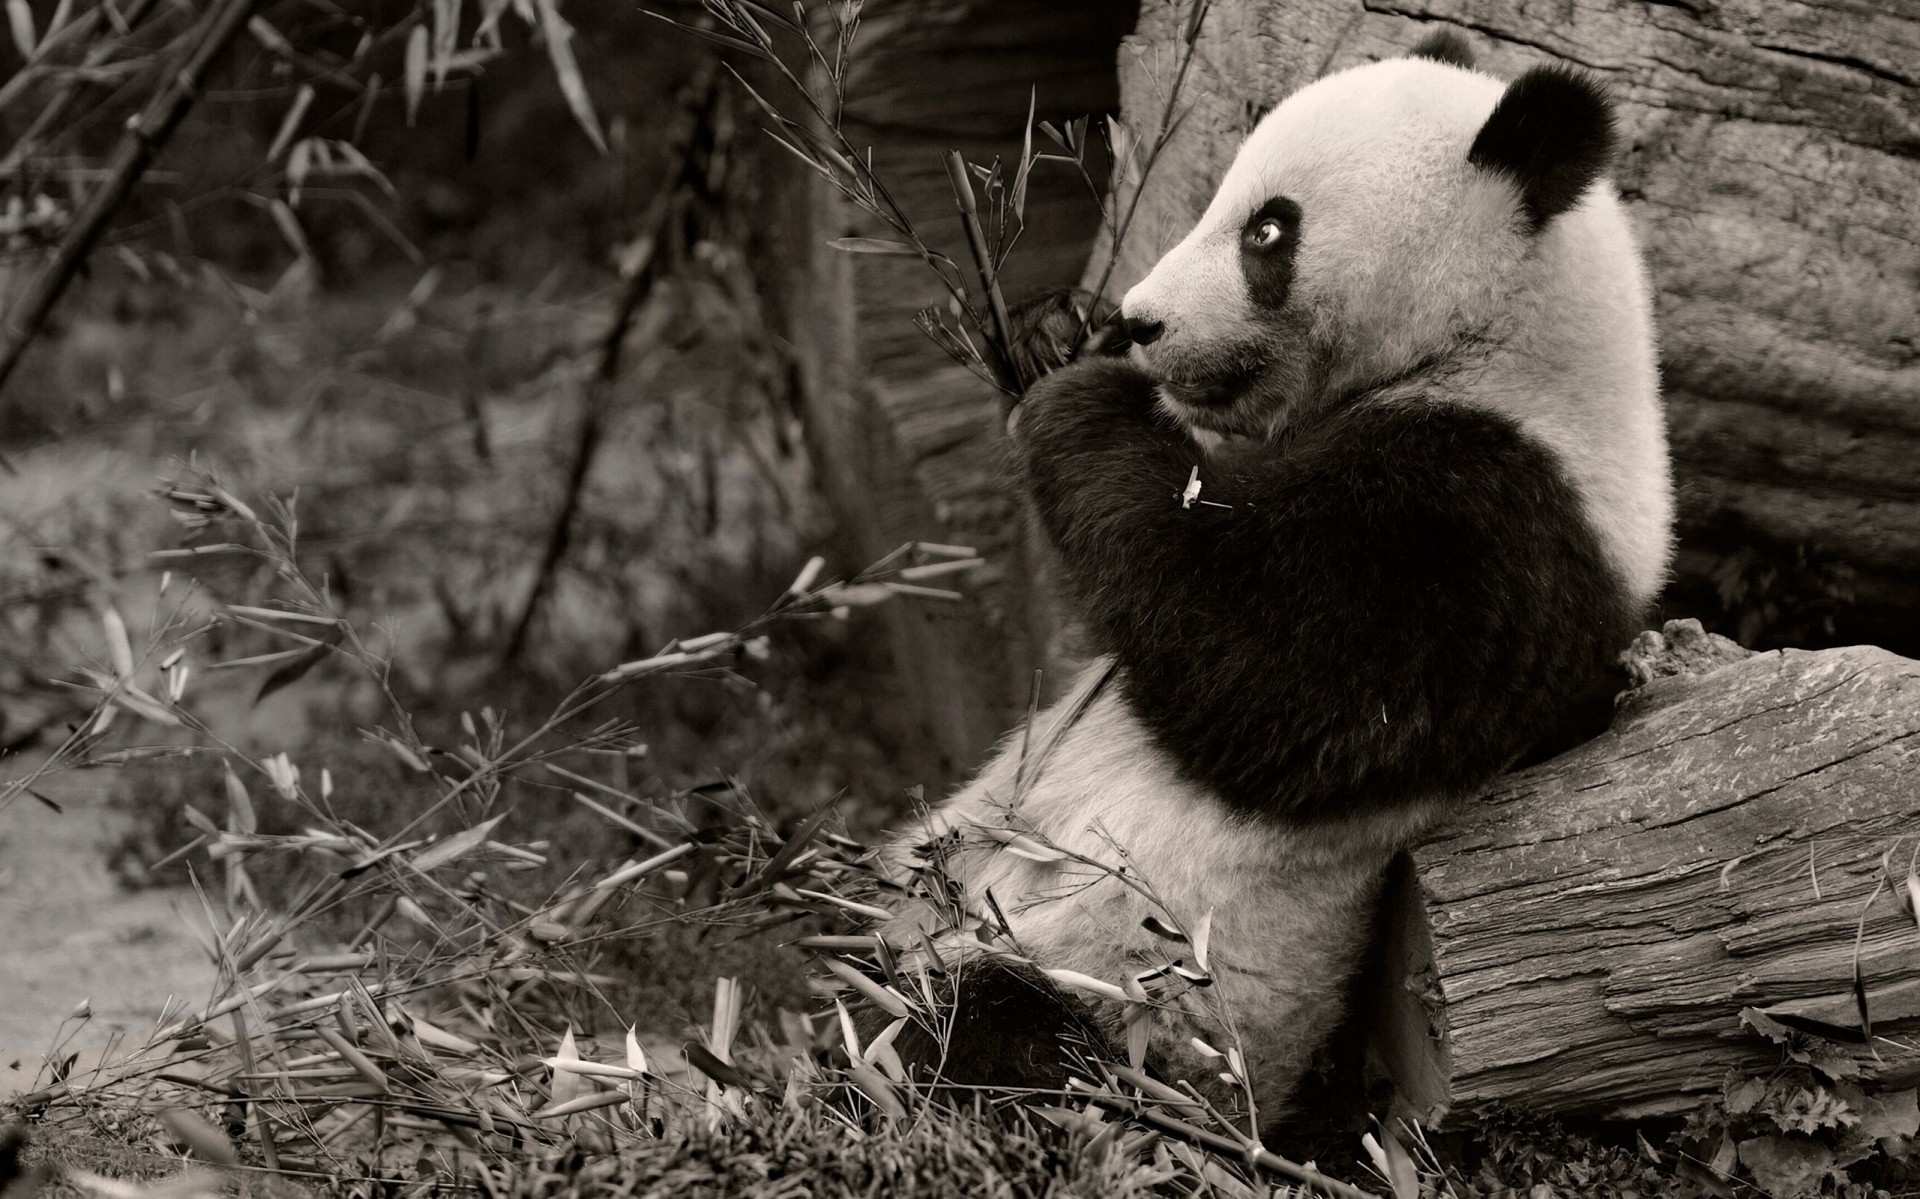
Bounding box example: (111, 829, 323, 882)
(156, 1108, 238, 1168)
(846, 1057, 904, 1121)
(534, 1089, 628, 1119)
(246, 15, 291, 56)
(404, 25, 428, 126)
(822, 958, 909, 1019)
(1125, 1004, 1150, 1070)
(410, 814, 507, 872)
(646, 13, 772, 60)
(5, 0, 31, 57)
(736, 0, 803, 33)
(286, 139, 314, 204)
(741, 803, 835, 892)
(548, 1025, 584, 1109)
(624, 1025, 648, 1076)
(432, 0, 461, 84)
(1011, 87, 1037, 224)
(532, 0, 605, 153)
(1042, 967, 1130, 1004)
(3, 0, 30, 57)
(252, 635, 336, 705)
(223, 764, 255, 836)
(100, 607, 134, 678)
(684, 1042, 755, 1092)
(267, 84, 315, 164)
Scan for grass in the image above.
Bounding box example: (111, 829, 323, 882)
(0, 437, 1383, 1196)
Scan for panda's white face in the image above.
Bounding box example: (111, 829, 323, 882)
(1121, 57, 1562, 439)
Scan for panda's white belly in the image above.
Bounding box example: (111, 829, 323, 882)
(882, 659, 1419, 1117)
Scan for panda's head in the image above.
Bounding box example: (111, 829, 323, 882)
(1119, 35, 1620, 440)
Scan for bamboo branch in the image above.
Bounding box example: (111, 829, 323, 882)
(0, 0, 265, 408)
(1077, 0, 1211, 347)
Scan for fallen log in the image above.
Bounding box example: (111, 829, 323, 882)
(1375, 623, 1920, 1126)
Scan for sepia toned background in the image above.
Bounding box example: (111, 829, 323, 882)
(0, 0, 1915, 1194)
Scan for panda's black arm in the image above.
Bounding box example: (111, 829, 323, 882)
(1013, 358, 1637, 824)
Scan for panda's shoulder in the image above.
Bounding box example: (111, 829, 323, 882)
(1293, 396, 1588, 519)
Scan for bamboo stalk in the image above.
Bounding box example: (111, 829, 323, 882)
(941, 150, 1020, 395)
(0, 0, 265, 405)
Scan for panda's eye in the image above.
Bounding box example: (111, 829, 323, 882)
(1245, 219, 1285, 250)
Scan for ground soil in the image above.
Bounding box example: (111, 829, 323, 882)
(0, 763, 214, 1094)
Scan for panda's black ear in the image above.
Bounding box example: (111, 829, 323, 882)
(1468, 65, 1616, 232)
(1409, 29, 1475, 69)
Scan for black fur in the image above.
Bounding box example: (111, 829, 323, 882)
(877, 960, 1116, 1095)
(1013, 358, 1639, 825)
(1408, 29, 1476, 69)
(1240, 197, 1304, 313)
(1467, 66, 1616, 232)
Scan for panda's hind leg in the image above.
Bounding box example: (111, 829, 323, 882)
(878, 959, 1116, 1098)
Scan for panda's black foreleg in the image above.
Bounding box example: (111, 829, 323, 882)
(1010, 356, 1637, 825)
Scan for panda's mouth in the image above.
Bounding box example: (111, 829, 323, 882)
(1155, 368, 1258, 410)
(1137, 342, 1283, 440)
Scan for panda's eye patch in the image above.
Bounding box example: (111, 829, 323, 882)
(1240, 197, 1300, 255)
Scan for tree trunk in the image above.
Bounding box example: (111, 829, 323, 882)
(1371, 627, 1920, 1125)
(759, 0, 1137, 786)
(1094, 0, 1920, 655)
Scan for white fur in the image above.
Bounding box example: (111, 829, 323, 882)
(881, 664, 1434, 1119)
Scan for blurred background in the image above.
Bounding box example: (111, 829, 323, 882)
(1, 0, 1915, 1061)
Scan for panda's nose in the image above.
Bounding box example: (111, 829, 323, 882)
(1124, 317, 1165, 346)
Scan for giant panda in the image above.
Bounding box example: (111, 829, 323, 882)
(867, 30, 1673, 1128)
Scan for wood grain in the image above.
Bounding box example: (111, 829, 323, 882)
(1379, 639, 1920, 1123)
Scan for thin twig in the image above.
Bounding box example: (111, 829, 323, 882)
(497, 68, 724, 666)
(1077, 0, 1212, 346)
(1074, 1085, 1383, 1199)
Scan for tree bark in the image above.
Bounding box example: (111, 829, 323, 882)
(1372, 626, 1920, 1125)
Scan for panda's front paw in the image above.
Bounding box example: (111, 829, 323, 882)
(1006, 288, 1126, 387)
